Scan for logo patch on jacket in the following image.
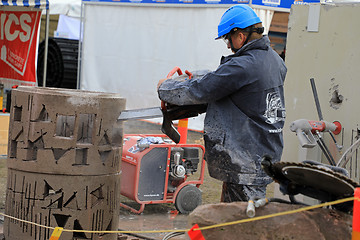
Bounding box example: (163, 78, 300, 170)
(263, 92, 285, 124)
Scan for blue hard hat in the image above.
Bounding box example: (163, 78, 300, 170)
(216, 5, 261, 40)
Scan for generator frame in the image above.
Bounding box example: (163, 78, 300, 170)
(120, 134, 206, 214)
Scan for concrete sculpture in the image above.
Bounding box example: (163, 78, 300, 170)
(4, 86, 125, 240)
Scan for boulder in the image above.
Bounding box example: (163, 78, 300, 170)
(188, 202, 352, 240)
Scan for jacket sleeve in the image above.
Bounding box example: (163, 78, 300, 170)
(158, 59, 251, 105)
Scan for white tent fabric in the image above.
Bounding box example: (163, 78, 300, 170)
(254, 8, 274, 34)
(79, 4, 274, 131)
(48, 0, 81, 17)
(55, 14, 81, 40)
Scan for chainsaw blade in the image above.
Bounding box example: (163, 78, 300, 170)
(118, 107, 163, 121)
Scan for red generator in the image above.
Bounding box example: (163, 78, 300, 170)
(120, 134, 206, 214)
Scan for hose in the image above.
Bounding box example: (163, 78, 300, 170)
(246, 196, 309, 218)
(162, 231, 185, 240)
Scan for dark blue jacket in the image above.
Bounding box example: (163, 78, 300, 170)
(158, 36, 287, 185)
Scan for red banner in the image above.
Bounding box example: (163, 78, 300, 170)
(0, 6, 41, 87)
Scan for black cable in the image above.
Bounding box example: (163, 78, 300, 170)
(162, 232, 185, 240)
(117, 228, 157, 240)
(316, 133, 336, 166)
(267, 198, 292, 204)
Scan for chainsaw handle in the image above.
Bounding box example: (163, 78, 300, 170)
(185, 70, 193, 79)
(167, 67, 183, 78)
(167, 67, 193, 80)
(162, 66, 191, 110)
(162, 67, 183, 111)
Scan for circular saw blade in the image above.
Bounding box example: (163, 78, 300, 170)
(282, 165, 355, 197)
(271, 162, 360, 203)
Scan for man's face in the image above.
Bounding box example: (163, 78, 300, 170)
(224, 31, 246, 53)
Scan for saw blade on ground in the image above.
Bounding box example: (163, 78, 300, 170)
(282, 166, 355, 197)
(272, 162, 359, 198)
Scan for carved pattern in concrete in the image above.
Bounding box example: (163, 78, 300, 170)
(4, 86, 125, 240)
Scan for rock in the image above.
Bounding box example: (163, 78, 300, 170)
(188, 202, 352, 240)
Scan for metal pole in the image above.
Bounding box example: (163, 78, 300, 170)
(310, 78, 323, 121)
(42, 9, 50, 87)
(77, 2, 85, 90)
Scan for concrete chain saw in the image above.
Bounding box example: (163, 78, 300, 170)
(118, 68, 210, 143)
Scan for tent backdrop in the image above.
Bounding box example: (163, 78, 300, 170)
(79, 3, 279, 130)
(79, 0, 318, 131)
(48, 0, 81, 17)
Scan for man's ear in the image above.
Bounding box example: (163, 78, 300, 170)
(239, 32, 246, 46)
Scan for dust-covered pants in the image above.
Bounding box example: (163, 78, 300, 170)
(221, 182, 267, 202)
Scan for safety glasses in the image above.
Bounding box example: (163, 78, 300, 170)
(221, 33, 231, 45)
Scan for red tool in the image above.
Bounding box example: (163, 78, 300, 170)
(120, 134, 206, 214)
(118, 67, 206, 144)
(290, 119, 341, 148)
(164, 66, 193, 144)
(290, 119, 342, 166)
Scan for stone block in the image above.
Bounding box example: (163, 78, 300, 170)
(188, 202, 352, 240)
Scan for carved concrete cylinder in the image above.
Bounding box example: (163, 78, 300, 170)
(4, 86, 126, 240)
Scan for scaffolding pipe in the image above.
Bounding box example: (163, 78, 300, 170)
(42, 9, 50, 87)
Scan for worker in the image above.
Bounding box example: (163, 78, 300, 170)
(157, 5, 287, 202)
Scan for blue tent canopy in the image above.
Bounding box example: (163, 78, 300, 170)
(0, 0, 49, 9)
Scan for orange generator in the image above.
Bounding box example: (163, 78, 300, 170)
(120, 134, 206, 214)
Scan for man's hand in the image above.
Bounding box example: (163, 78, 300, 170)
(157, 78, 168, 89)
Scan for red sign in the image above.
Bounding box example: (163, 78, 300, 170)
(0, 7, 42, 87)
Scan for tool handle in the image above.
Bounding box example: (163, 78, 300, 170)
(246, 200, 256, 218)
(185, 70, 193, 79)
(296, 129, 317, 148)
(308, 120, 341, 134)
(167, 67, 193, 80)
(308, 120, 326, 133)
(290, 119, 317, 148)
(167, 66, 183, 78)
(254, 198, 269, 208)
(290, 119, 341, 148)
